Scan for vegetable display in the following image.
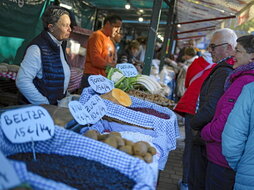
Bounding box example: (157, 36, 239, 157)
(0, 63, 20, 72)
(83, 130, 157, 163)
(127, 90, 175, 109)
(9, 152, 135, 190)
(100, 88, 132, 107)
(106, 66, 162, 94)
(126, 107, 170, 119)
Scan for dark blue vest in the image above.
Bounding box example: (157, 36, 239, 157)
(29, 31, 67, 105)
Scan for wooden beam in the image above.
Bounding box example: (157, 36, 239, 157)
(176, 35, 205, 40)
(176, 26, 216, 34)
(175, 15, 236, 25)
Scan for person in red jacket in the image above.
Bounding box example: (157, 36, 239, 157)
(174, 53, 215, 190)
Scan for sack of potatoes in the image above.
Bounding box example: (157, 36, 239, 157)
(83, 130, 157, 163)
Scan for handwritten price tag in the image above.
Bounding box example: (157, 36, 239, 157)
(68, 101, 92, 125)
(88, 75, 114, 93)
(0, 106, 55, 143)
(83, 95, 107, 124)
(116, 63, 138, 77)
(69, 96, 107, 125)
(0, 151, 21, 190)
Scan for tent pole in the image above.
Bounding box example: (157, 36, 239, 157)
(142, 0, 163, 76)
(159, 0, 176, 72)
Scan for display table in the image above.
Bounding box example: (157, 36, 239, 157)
(79, 87, 180, 170)
(0, 86, 179, 189)
(1, 126, 157, 190)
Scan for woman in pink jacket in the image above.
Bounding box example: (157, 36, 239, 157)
(201, 34, 254, 190)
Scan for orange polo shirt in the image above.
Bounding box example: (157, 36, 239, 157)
(84, 30, 115, 76)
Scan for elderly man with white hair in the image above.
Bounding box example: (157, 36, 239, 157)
(183, 28, 237, 190)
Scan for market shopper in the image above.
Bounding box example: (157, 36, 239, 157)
(136, 36, 147, 62)
(175, 47, 198, 99)
(80, 15, 122, 89)
(160, 54, 178, 100)
(16, 6, 71, 105)
(222, 86, 254, 190)
(188, 28, 237, 190)
(176, 39, 201, 63)
(201, 34, 254, 190)
(118, 40, 140, 63)
(174, 53, 215, 190)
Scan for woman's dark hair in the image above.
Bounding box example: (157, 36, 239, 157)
(42, 6, 69, 31)
(184, 47, 197, 57)
(129, 40, 140, 49)
(103, 15, 122, 25)
(237, 35, 254, 53)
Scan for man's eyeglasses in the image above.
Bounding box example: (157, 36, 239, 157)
(208, 43, 228, 51)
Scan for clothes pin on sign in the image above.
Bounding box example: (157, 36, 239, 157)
(31, 138, 36, 161)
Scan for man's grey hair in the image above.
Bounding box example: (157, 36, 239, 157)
(42, 6, 69, 31)
(213, 28, 238, 48)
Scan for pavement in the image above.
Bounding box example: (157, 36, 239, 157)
(157, 120, 185, 190)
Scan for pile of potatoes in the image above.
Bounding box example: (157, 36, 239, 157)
(0, 63, 20, 72)
(83, 130, 157, 163)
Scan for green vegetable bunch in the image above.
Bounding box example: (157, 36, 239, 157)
(106, 66, 138, 91)
(106, 66, 162, 94)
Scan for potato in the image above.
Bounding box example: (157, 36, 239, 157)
(98, 134, 109, 141)
(115, 136, 125, 147)
(144, 153, 153, 163)
(119, 145, 133, 155)
(83, 130, 99, 140)
(148, 146, 157, 155)
(139, 141, 150, 149)
(124, 139, 134, 146)
(103, 136, 118, 148)
(133, 141, 148, 156)
(134, 155, 144, 161)
(109, 131, 122, 138)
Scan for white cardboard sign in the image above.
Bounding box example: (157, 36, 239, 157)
(0, 151, 21, 190)
(0, 106, 55, 143)
(83, 95, 107, 124)
(88, 75, 114, 94)
(68, 101, 92, 125)
(116, 63, 138, 77)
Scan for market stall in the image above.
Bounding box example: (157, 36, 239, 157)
(79, 86, 178, 170)
(0, 69, 179, 189)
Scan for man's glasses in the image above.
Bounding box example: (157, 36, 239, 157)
(208, 43, 228, 51)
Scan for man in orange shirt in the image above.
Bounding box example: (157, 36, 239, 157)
(80, 15, 122, 89)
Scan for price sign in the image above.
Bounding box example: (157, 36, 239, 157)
(0, 106, 55, 143)
(88, 75, 114, 94)
(0, 151, 21, 190)
(116, 63, 138, 77)
(83, 95, 107, 124)
(68, 101, 92, 125)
